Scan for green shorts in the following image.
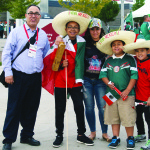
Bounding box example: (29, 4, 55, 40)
(104, 96, 136, 127)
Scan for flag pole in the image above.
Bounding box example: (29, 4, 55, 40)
(121, 0, 125, 30)
(65, 51, 68, 150)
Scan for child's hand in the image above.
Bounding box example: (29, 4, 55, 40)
(62, 59, 68, 67)
(55, 36, 63, 45)
(146, 97, 150, 106)
(120, 89, 129, 99)
(108, 82, 115, 90)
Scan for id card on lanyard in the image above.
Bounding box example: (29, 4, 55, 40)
(23, 24, 38, 58)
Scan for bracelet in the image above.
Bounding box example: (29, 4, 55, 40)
(108, 81, 112, 85)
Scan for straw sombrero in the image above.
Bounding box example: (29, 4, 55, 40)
(52, 11, 91, 36)
(96, 31, 136, 55)
(123, 34, 150, 55)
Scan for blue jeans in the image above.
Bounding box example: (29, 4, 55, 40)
(83, 76, 108, 133)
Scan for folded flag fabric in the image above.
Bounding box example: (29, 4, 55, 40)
(103, 92, 117, 106)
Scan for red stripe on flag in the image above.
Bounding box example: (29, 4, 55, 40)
(103, 95, 113, 106)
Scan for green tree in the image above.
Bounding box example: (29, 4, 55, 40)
(0, 0, 16, 12)
(9, 0, 40, 19)
(58, 0, 111, 17)
(132, 0, 145, 24)
(132, 0, 145, 11)
(96, 1, 120, 25)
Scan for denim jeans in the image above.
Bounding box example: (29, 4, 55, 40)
(83, 76, 108, 133)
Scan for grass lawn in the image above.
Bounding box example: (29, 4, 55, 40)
(0, 62, 2, 66)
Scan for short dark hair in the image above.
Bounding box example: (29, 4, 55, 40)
(143, 15, 149, 21)
(111, 40, 125, 47)
(65, 21, 80, 29)
(26, 4, 40, 13)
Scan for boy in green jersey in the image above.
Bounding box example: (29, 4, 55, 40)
(96, 31, 138, 149)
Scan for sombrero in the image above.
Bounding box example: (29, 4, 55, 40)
(52, 11, 91, 36)
(123, 34, 150, 55)
(96, 31, 136, 55)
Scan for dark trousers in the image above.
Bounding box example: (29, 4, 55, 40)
(3, 69, 42, 144)
(54, 86, 86, 136)
(0, 30, 4, 38)
(136, 105, 150, 139)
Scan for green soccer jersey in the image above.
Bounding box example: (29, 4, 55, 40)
(99, 53, 138, 99)
(141, 22, 150, 40)
(125, 24, 132, 31)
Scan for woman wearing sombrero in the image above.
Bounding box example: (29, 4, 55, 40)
(42, 11, 94, 147)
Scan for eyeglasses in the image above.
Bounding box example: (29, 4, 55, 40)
(27, 12, 40, 17)
(67, 26, 79, 30)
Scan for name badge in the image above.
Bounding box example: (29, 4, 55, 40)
(28, 44, 37, 58)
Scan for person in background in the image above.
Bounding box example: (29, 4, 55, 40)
(2, 4, 50, 150)
(140, 15, 150, 40)
(83, 18, 111, 142)
(134, 22, 140, 41)
(125, 21, 132, 31)
(0, 20, 4, 38)
(13, 21, 16, 28)
(3, 21, 7, 39)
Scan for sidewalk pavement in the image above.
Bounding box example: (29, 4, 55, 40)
(0, 40, 148, 150)
(0, 38, 7, 62)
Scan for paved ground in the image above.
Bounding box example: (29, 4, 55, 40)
(0, 38, 6, 62)
(0, 38, 148, 150)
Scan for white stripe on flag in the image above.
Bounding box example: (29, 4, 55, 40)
(103, 92, 117, 106)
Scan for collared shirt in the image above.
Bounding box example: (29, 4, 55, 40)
(2, 22, 50, 76)
(112, 53, 125, 59)
(99, 53, 138, 99)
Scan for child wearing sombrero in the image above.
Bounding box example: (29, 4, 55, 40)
(42, 11, 94, 147)
(124, 35, 150, 150)
(97, 31, 138, 149)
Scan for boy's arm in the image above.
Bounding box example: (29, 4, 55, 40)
(120, 79, 136, 99)
(102, 77, 115, 90)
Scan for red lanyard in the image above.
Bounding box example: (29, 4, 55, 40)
(23, 24, 38, 44)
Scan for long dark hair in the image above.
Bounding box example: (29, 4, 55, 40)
(84, 28, 105, 45)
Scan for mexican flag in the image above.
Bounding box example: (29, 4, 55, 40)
(42, 35, 85, 95)
(103, 92, 117, 106)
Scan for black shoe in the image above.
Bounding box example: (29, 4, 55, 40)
(2, 143, 12, 150)
(20, 137, 40, 146)
(53, 135, 63, 148)
(77, 134, 94, 146)
(108, 136, 120, 149)
(127, 136, 135, 150)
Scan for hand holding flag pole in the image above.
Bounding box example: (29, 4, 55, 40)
(102, 81, 128, 106)
(108, 81, 128, 101)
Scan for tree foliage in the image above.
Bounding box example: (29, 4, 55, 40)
(58, 0, 111, 17)
(9, 0, 40, 19)
(132, 0, 145, 24)
(96, 1, 120, 25)
(132, 0, 145, 11)
(0, 0, 16, 12)
(0, 0, 40, 19)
